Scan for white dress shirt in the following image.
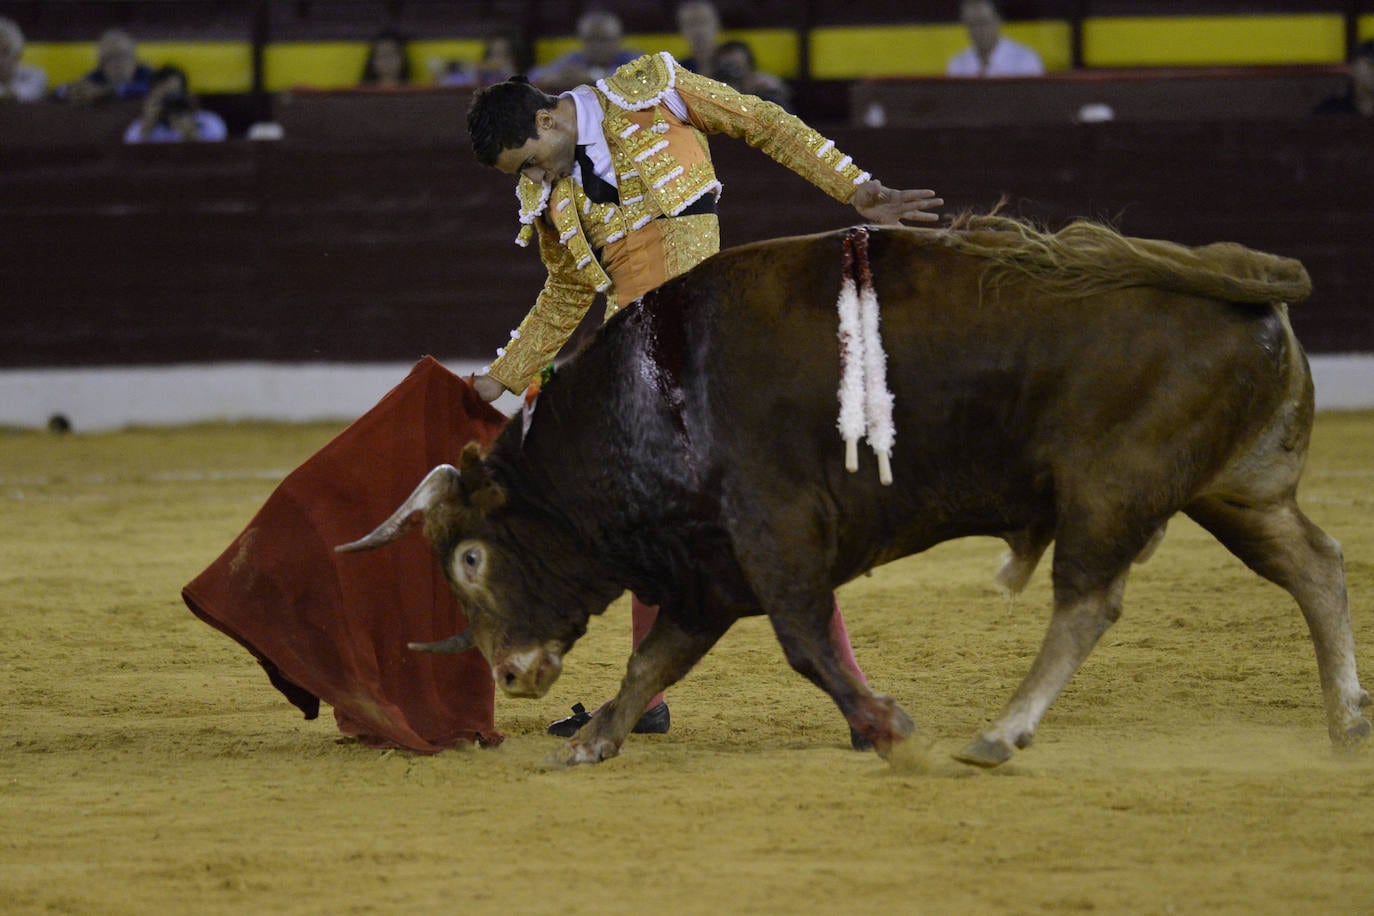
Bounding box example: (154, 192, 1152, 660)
(946, 37, 1046, 78)
(565, 83, 691, 192)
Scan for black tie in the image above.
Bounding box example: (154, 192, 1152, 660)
(574, 144, 620, 205)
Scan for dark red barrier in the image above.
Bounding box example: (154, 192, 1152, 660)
(850, 68, 1350, 129)
(0, 114, 1370, 366)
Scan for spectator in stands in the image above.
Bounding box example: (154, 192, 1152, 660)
(123, 91, 226, 143)
(946, 0, 1045, 78)
(435, 33, 523, 89)
(1314, 40, 1374, 117)
(56, 28, 156, 104)
(124, 66, 227, 142)
(360, 30, 412, 89)
(677, 0, 721, 76)
(0, 16, 47, 102)
(713, 39, 792, 112)
(529, 9, 640, 92)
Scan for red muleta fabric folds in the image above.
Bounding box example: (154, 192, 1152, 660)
(183, 357, 508, 751)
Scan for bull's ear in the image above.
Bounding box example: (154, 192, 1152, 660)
(458, 441, 507, 512)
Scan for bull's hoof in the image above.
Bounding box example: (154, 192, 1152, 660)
(884, 733, 937, 773)
(1333, 716, 1371, 751)
(543, 737, 621, 768)
(952, 735, 1015, 769)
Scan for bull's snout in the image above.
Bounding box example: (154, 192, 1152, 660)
(492, 647, 563, 698)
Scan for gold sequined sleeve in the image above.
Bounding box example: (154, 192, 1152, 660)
(673, 66, 872, 204)
(486, 221, 599, 393)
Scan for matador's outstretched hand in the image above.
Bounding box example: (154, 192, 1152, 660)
(851, 180, 943, 225)
(471, 374, 506, 402)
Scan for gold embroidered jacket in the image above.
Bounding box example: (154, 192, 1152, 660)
(485, 51, 874, 393)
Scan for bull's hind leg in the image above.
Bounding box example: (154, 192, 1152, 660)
(956, 562, 1130, 768)
(1186, 495, 1371, 748)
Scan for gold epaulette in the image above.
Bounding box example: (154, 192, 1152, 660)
(514, 175, 551, 247)
(596, 51, 677, 111)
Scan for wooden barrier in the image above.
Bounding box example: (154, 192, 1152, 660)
(0, 108, 1370, 368)
(0, 98, 144, 148)
(273, 87, 474, 146)
(849, 67, 1351, 128)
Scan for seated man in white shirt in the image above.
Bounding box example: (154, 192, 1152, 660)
(946, 0, 1045, 78)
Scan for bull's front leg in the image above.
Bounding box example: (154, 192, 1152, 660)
(767, 596, 916, 759)
(548, 612, 730, 767)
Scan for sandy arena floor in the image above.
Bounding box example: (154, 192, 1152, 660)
(3, 413, 1373, 914)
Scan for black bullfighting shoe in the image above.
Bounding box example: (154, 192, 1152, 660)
(547, 702, 592, 737)
(631, 701, 671, 734)
(546, 701, 672, 737)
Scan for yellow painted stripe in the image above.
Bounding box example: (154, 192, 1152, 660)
(533, 29, 800, 78)
(264, 42, 367, 91)
(810, 22, 1070, 78)
(1006, 21, 1073, 71)
(531, 35, 579, 65)
(26, 41, 253, 92)
(267, 40, 492, 90)
(1084, 15, 1346, 67)
(716, 29, 800, 78)
(409, 39, 487, 85)
(810, 25, 961, 78)
(23, 43, 96, 85)
(140, 42, 254, 93)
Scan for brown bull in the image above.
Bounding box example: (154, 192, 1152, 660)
(339, 216, 1370, 767)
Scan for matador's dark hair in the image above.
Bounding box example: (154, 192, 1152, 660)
(467, 75, 560, 167)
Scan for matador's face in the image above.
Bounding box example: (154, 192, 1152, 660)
(494, 107, 577, 186)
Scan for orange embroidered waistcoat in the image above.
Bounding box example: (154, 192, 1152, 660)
(486, 52, 874, 393)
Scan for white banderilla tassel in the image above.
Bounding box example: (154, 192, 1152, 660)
(858, 271, 895, 485)
(836, 273, 866, 473)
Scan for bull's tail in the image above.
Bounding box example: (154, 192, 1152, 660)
(943, 214, 1312, 305)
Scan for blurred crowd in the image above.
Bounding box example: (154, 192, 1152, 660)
(368, 2, 799, 108)
(2, 1, 1371, 141)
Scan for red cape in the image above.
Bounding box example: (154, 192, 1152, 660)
(182, 357, 508, 751)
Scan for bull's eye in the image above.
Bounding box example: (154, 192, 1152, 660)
(454, 543, 484, 584)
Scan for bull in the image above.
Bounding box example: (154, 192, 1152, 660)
(338, 216, 1370, 767)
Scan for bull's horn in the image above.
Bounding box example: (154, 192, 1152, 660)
(407, 630, 476, 654)
(334, 464, 460, 553)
